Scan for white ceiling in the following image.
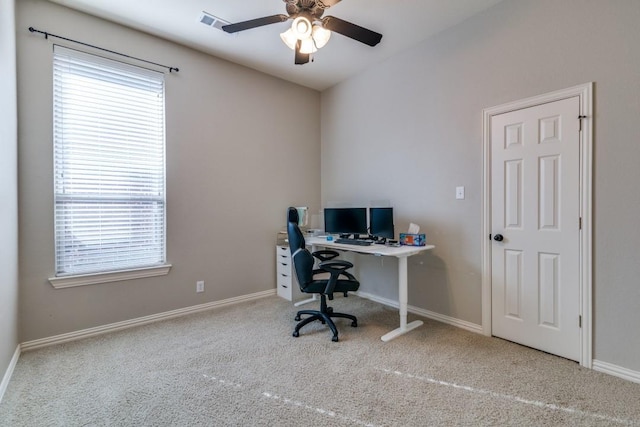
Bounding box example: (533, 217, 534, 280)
(48, 0, 504, 91)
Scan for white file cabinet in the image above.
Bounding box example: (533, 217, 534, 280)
(276, 245, 301, 301)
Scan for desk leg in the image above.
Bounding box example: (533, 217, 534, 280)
(381, 256, 423, 342)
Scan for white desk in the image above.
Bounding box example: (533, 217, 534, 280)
(306, 236, 435, 342)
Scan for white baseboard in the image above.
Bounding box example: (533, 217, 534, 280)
(593, 359, 640, 384)
(355, 291, 483, 334)
(409, 305, 484, 334)
(0, 345, 21, 404)
(21, 289, 275, 352)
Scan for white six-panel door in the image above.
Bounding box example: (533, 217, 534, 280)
(491, 96, 581, 361)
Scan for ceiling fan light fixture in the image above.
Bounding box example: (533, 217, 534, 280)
(311, 24, 331, 49)
(291, 16, 312, 39)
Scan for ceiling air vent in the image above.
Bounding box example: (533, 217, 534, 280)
(199, 12, 231, 32)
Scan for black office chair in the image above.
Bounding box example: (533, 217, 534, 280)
(287, 208, 360, 342)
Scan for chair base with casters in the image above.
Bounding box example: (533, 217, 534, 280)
(292, 294, 357, 342)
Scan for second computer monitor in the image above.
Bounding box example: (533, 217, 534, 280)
(324, 207, 368, 235)
(369, 207, 395, 239)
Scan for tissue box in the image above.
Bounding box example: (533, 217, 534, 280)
(399, 233, 426, 246)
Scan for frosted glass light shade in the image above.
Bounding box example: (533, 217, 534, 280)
(299, 37, 317, 54)
(291, 16, 312, 40)
(312, 25, 331, 49)
(280, 29, 297, 50)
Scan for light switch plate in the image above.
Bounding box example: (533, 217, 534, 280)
(456, 186, 465, 200)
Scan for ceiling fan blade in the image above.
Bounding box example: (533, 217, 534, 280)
(222, 14, 289, 33)
(294, 40, 310, 65)
(322, 16, 382, 47)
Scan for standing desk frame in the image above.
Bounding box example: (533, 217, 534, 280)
(305, 236, 435, 342)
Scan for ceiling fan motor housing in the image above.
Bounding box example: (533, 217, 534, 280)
(285, 0, 326, 20)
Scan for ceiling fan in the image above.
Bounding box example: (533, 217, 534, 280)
(222, 0, 383, 65)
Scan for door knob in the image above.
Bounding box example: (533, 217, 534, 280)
(493, 234, 504, 242)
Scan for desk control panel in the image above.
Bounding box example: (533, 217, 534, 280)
(335, 238, 374, 246)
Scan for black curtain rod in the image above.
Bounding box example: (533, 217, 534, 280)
(28, 27, 179, 73)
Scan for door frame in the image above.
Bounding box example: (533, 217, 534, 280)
(481, 83, 593, 367)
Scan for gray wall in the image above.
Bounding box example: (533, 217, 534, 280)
(321, 0, 640, 372)
(0, 0, 19, 383)
(16, 0, 321, 341)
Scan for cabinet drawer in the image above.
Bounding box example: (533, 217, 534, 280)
(276, 254, 290, 266)
(276, 245, 290, 258)
(277, 274, 291, 289)
(277, 261, 291, 275)
(277, 275, 293, 299)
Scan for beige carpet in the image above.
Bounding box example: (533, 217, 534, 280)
(1, 295, 639, 426)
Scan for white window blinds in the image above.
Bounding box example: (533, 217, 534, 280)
(53, 45, 166, 276)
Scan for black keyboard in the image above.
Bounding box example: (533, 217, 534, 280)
(335, 238, 373, 246)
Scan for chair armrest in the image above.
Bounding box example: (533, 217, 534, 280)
(318, 260, 354, 296)
(318, 259, 354, 273)
(311, 269, 356, 282)
(312, 249, 340, 262)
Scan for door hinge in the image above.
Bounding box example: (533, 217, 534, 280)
(579, 217, 582, 230)
(578, 115, 587, 132)
(579, 315, 582, 328)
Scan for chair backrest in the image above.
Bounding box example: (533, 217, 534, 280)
(287, 207, 305, 254)
(287, 206, 299, 224)
(291, 247, 315, 289)
(287, 207, 314, 289)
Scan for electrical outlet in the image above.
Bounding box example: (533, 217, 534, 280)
(196, 280, 204, 293)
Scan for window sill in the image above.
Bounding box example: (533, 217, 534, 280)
(48, 264, 172, 289)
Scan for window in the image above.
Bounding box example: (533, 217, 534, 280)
(52, 46, 167, 282)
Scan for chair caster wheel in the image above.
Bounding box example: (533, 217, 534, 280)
(294, 315, 301, 321)
(292, 331, 299, 337)
(351, 321, 358, 327)
(332, 335, 339, 342)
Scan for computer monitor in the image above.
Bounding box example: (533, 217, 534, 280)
(369, 207, 395, 239)
(324, 207, 368, 235)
